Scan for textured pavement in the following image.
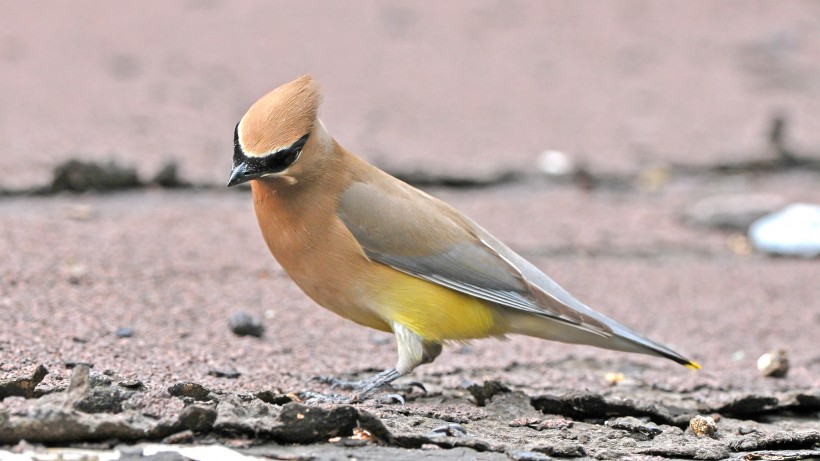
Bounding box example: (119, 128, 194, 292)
(3, 1, 820, 190)
(1, 1, 818, 459)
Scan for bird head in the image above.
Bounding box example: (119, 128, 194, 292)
(228, 75, 325, 187)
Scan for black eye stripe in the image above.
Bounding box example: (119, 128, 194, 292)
(234, 129, 309, 176)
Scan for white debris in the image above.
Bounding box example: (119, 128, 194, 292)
(748, 203, 820, 258)
(537, 150, 575, 176)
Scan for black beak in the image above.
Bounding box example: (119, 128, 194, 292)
(227, 161, 256, 187)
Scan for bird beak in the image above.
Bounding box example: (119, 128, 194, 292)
(227, 162, 252, 187)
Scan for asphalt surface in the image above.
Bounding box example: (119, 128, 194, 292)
(1, 1, 818, 459)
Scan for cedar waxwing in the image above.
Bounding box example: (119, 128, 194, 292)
(228, 75, 699, 400)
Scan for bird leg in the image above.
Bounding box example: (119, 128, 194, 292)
(308, 324, 442, 403)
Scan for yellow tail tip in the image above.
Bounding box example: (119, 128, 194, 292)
(685, 361, 702, 370)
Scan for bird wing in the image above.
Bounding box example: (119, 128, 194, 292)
(336, 180, 614, 336)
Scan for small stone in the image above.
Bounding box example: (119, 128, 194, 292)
(749, 203, 820, 257)
(604, 372, 625, 386)
(64, 263, 87, 285)
(350, 428, 373, 442)
(228, 311, 265, 338)
(254, 390, 293, 405)
(731, 350, 746, 361)
(117, 380, 146, 391)
(757, 349, 789, 378)
(727, 233, 754, 256)
(538, 150, 575, 177)
(168, 381, 211, 401)
(689, 415, 718, 438)
(456, 344, 473, 354)
(115, 326, 135, 338)
(208, 368, 241, 379)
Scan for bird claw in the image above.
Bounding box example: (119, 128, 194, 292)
(403, 381, 427, 394)
(376, 393, 405, 405)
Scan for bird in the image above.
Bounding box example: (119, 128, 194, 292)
(227, 75, 699, 400)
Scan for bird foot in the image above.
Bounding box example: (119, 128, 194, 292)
(311, 368, 423, 402)
(313, 368, 401, 394)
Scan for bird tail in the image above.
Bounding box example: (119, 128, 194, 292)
(506, 311, 701, 369)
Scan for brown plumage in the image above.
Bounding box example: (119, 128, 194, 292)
(228, 75, 699, 400)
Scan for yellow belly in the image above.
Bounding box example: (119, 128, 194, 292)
(369, 266, 505, 342)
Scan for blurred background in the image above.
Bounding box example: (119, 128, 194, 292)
(2, 1, 820, 189)
(1, 1, 818, 400)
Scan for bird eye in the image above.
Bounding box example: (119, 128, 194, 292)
(280, 133, 308, 168)
(280, 149, 300, 168)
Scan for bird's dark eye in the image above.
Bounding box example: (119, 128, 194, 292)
(279, 148, 299, 168)
(278, 133, 308, 169)
(254, 133, 309, 173)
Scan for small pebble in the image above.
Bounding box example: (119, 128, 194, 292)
(118, 379, 146, 390)
(351, 428, 373, 441)
(208, 368, 241, 379)
(456, 344, 473, 354)
(689, 415, 717, 438)
(538, 150, 575, 177)
(757, 349, 789, 378)
(115, 326, 135, 338)
(604, 371, 625, 386)
(749, 203, 820, 257)
(64, 263, 87, 284)
(228, 311, 265, 338)
(168, 381, 211, 401)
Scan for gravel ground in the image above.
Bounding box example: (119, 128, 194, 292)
(1, 1, 819, 460)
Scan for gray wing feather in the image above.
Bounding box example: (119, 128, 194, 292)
(338, 181, 612, 336)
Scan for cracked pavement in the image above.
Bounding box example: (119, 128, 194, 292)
(1, 1, 819, 460)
